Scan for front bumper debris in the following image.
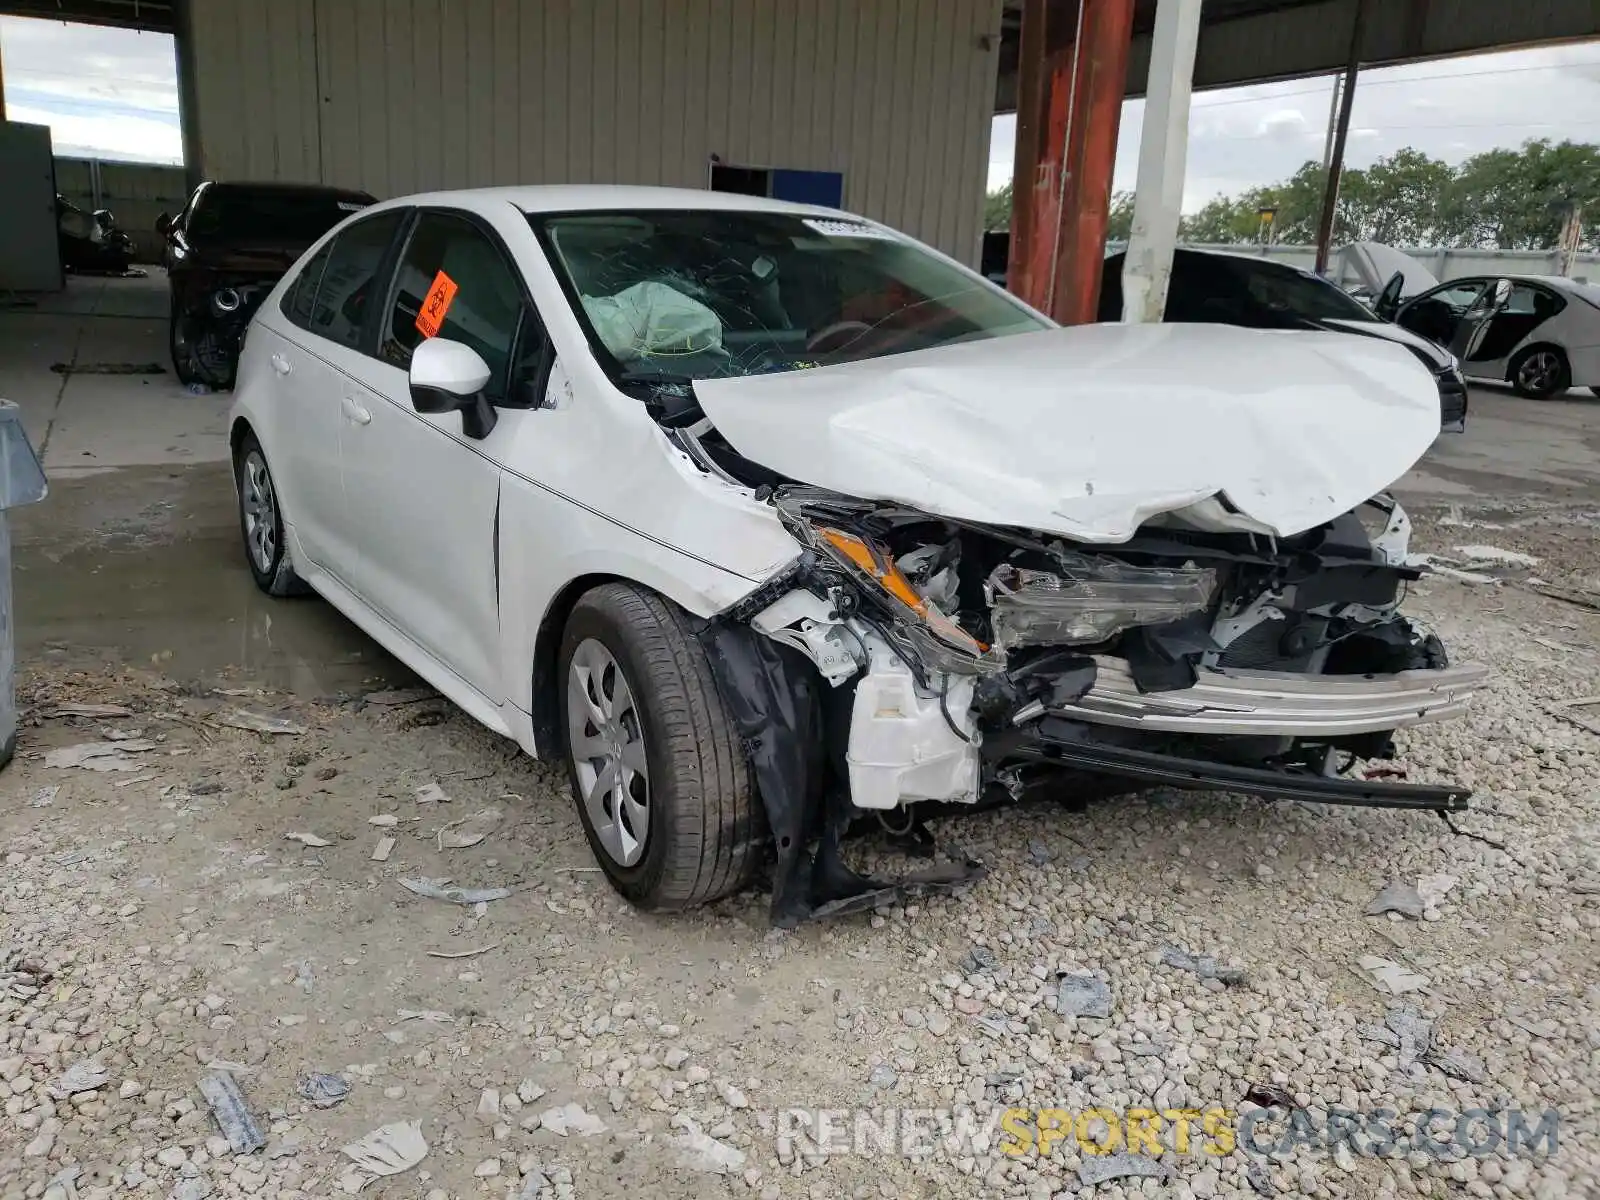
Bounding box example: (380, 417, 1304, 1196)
(1001, 717, 1471, 811)
(1048, 657, 1489, 736)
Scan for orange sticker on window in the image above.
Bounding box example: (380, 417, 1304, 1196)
(415, 270, 458, 338)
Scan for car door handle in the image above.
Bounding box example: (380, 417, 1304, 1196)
(270, 353, 292, 376)
(340, 395, 372, 426)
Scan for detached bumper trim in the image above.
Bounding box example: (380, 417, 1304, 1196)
(1009, 722, 1470, 811)
(1049, 658, 1490, 736)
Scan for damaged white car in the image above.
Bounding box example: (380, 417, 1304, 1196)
(229, 187, 1487, 923)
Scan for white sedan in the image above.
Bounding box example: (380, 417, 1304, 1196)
(230, 186, 1485, 922)
(1360, 253, 1600, 399)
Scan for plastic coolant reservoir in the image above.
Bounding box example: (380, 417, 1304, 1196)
(845, 653, 979, 810)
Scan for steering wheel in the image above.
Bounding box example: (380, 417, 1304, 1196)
(806, 320, 875, 354)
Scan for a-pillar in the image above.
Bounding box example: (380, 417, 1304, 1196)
(1007, 0, 1135, 325)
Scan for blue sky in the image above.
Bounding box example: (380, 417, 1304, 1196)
(4, 15, 1597, 208)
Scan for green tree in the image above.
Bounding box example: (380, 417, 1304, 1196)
(1335, 148, 1454, 244)
(1177, 140, 1600, 251)
(1106, 191, 1136, 241)
(984, 182, 1013, 231)
(1441, 139, 1600, 249)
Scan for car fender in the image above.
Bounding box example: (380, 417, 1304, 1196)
(497, 471, 797, 727)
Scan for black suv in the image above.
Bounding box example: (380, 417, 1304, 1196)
(158, 181, 377, 388)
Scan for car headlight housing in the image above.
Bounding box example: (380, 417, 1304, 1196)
(985, 555, 1216, 649)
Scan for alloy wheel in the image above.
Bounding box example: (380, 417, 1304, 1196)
(1517, 350, 1561, 394)
(241, 450, 279, 575)
(566, 638, 651, 867)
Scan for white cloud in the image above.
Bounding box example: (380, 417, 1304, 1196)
(1256, 109, 1310, 139)
(5, 102, 182, 164)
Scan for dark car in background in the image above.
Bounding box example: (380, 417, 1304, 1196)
(1098, 248, 1474, 431)
(158, 181, 376, 388)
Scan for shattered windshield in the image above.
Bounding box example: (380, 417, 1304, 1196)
(528, 209, 1049, 385)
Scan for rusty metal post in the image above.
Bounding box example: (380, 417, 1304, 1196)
(1046, 0, 1135, 325)
(1005, 0, 1048, 299)
(1313, 0, 1369, 276)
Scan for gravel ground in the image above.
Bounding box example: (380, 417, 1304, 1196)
(3, 506, 1598, 1200)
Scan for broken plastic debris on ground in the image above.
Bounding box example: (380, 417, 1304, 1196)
(43, 740, 159, 771)
(1356, 954, 1432, 995)
(197, 1070, 266, 1154)
(340, 1120, 427, 1191)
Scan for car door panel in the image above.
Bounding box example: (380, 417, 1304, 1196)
(1473, 283, 1564, 364)
(1397, 279, 1485, 348)
(330, 209, 539, 706)
(249, 242, 344, 566)
(334, 351, 506, 703)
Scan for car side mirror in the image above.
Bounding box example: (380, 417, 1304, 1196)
(409, 337, 498, 439)
(155, 212, 171, 236)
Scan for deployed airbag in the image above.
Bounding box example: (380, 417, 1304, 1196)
(693, 324, 1442, 542)
(582, 281, 722, 362)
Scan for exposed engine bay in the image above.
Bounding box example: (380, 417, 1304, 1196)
(685, 476, 1484, 925)
(615, 319, 1487, 923)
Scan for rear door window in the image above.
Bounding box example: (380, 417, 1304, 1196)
(279, 243, 334, 331)
(307, 211, 406, 351)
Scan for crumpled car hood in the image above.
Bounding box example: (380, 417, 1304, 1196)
(693, 323, 1441, 543)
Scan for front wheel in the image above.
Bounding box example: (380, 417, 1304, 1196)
(558, 583, 763, 910)
(1509, 346, 1570, 399)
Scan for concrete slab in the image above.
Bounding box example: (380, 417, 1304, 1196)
(0, 270, 229, 477)
(1395, 385, 1600, 507)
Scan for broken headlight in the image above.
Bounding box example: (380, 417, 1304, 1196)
(808, 526, 1001, 675)
(986, 554, 1216, 649)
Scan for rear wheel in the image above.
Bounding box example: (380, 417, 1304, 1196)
(558, 583, 762, 910)
(235, 431, 308, 597)
(170, 299, 237, 390)
(1508, 346, 1570, 399)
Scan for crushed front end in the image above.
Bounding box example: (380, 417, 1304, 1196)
(718, 486, 1484, 923)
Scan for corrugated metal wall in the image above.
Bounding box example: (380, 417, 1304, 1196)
(187, 0, 1001, 262)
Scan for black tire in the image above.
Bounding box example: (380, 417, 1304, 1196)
(1508, 346, 1570, 399)
(557, 583, 762, 910)
(234, 430, 309, 597)
(170, 298, 237, 390)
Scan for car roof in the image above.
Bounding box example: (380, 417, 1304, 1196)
(1427, 273, 1585, 292)
(1106, 245, 1321, 277)
(201, 180, 377, 204)
(362, 184, 850, 220)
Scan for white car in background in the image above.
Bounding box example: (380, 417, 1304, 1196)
(1347, 243, 1600, 399)
(1381, 273, 1600, 399)
(228, 186, 1484, 924)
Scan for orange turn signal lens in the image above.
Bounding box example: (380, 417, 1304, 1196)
(816, 527, 989, 655)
